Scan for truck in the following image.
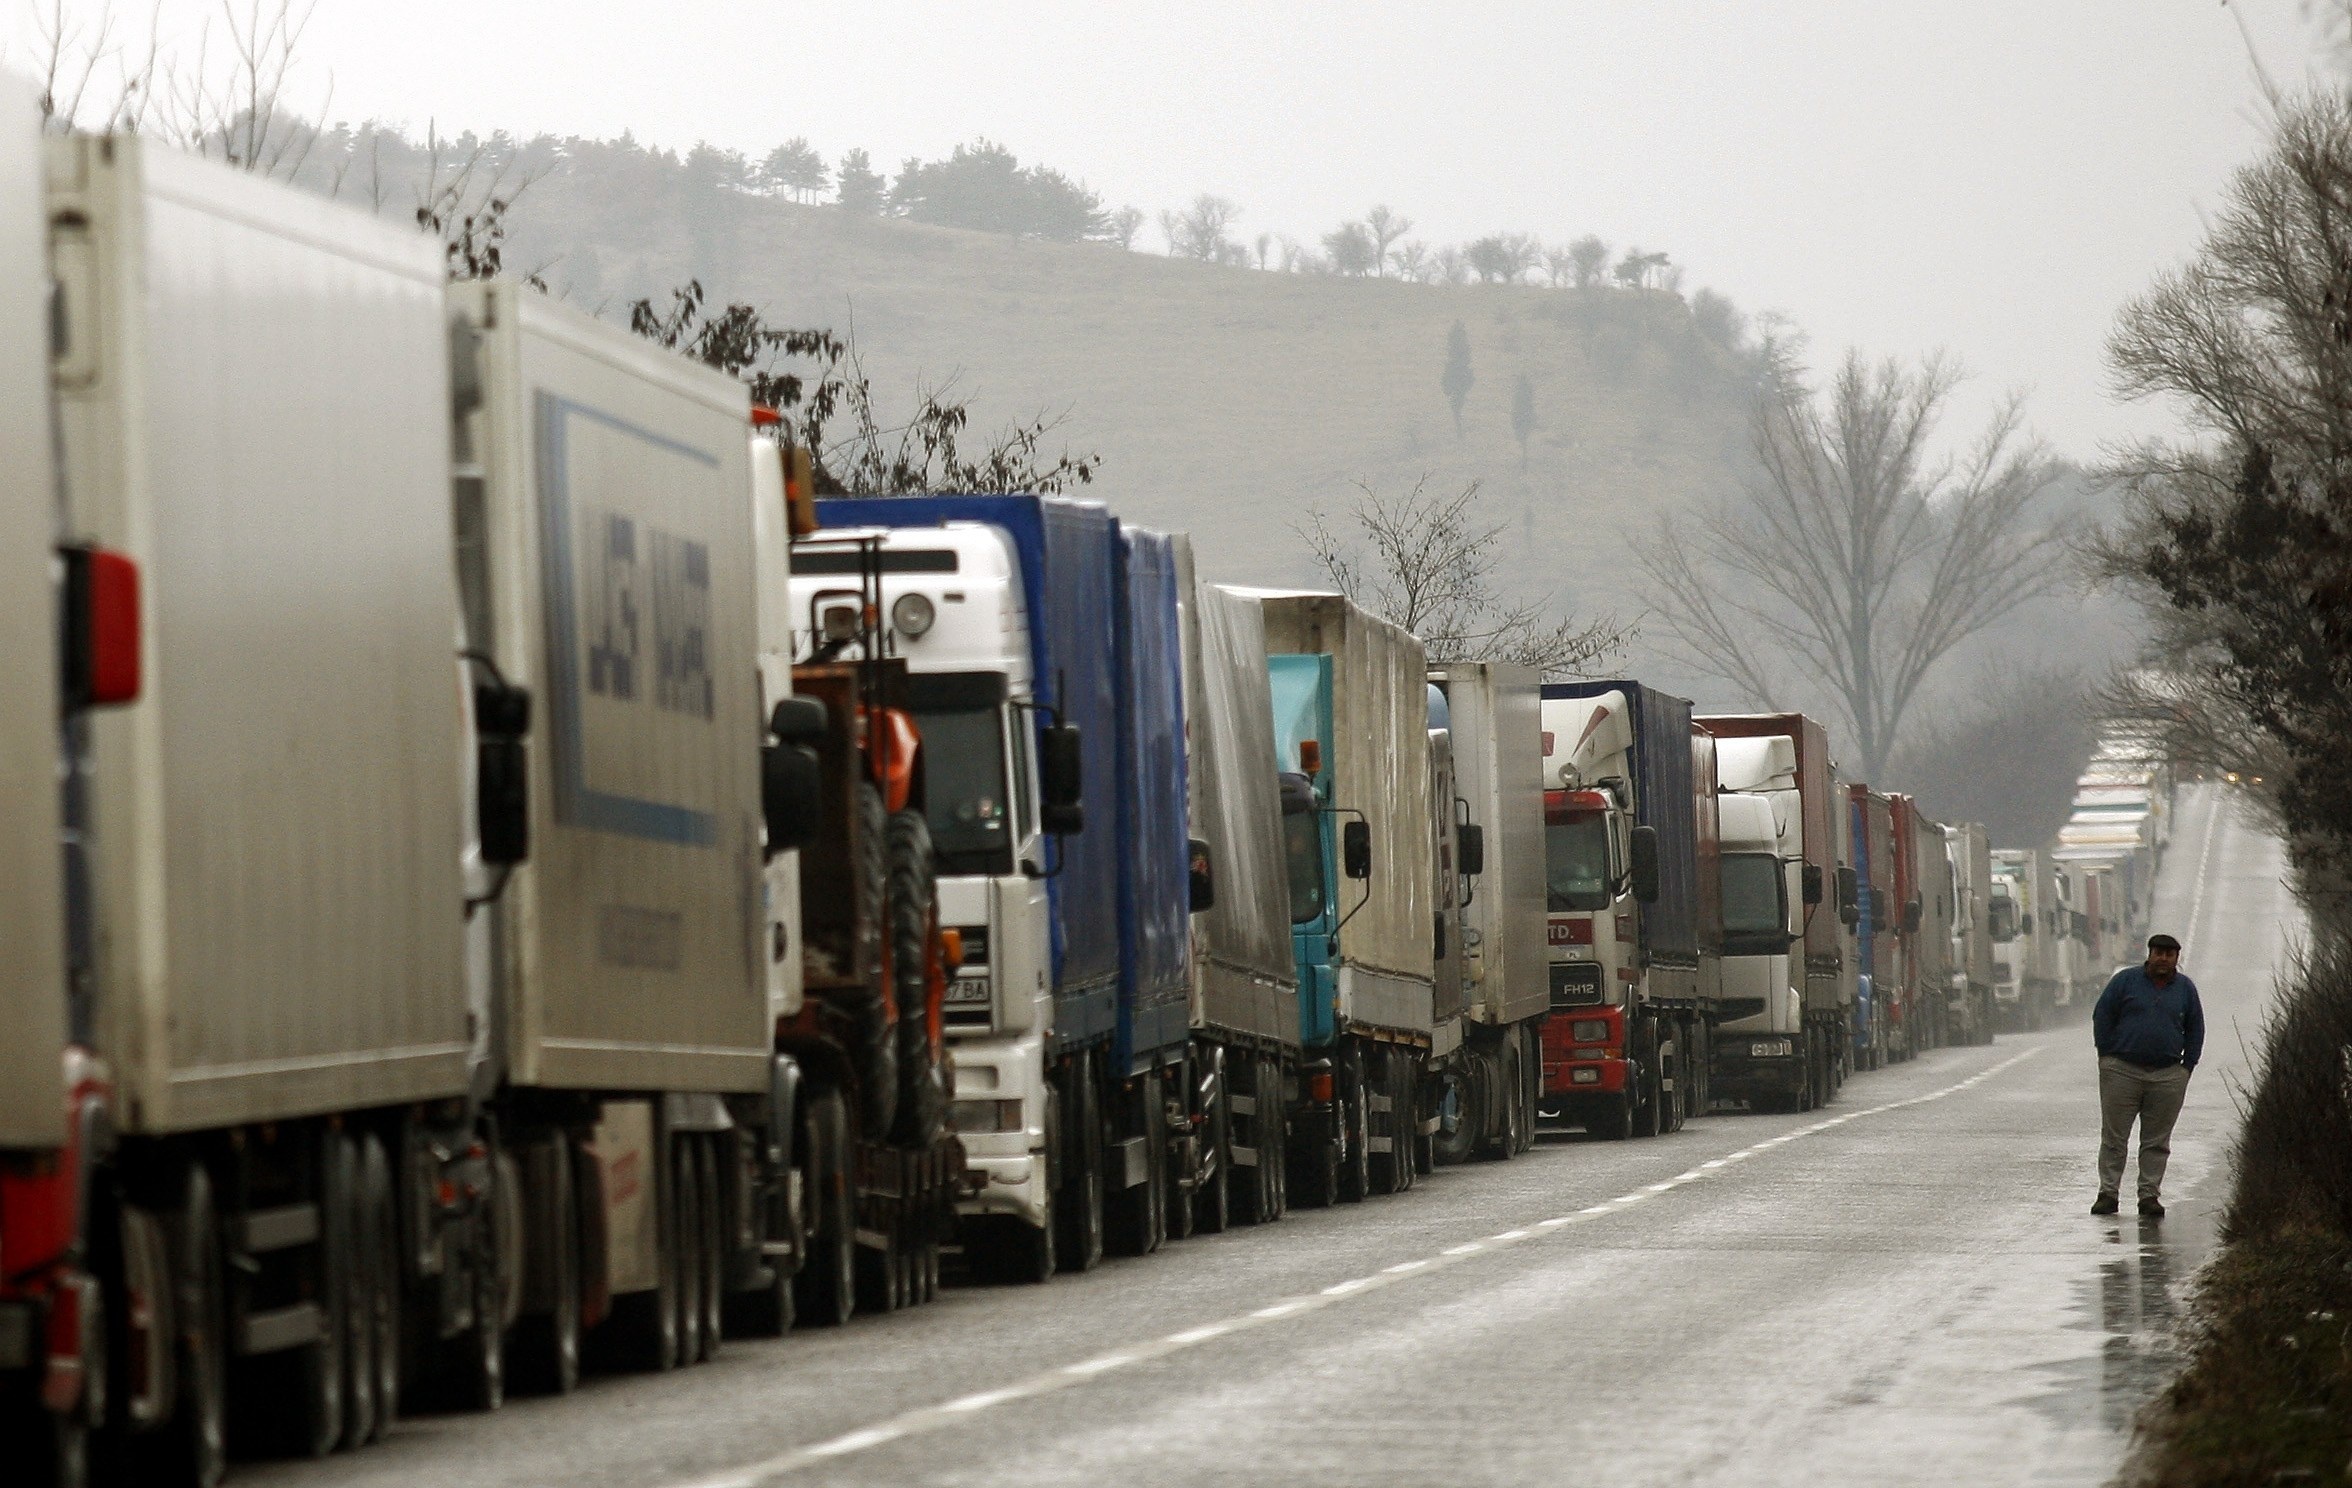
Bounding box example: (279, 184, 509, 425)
(1704, 734, 1823, 1113)
(1847, 785, 1900, 1068)
(1425, 664, 1546, 1163)
(1890, 793, 1955, 1052)
(1170, 550, 1297, 1230)
(751, 482, 974, 1322)
(803, 494, 1185, 1279)
(1945, 823, 1997, 1046)
(6, 128, 856, 1485)
(1535, 681, 1722, 1139)
(1698, 713, 1847, 1109)
(1990, 847, 2069, 1029)
(1257, 592, 1437, 1205)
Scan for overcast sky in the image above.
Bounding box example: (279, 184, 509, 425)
(15, 1, 2338, 459)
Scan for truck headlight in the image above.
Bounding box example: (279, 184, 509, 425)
(1570, 1018, 1610, 1042)
(891, 592, 936, 639)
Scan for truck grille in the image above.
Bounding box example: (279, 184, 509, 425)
(1550, 963, 1603, 1009)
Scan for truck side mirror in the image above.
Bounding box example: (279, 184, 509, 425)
(1801, 865, 1824, 906)
(761, 743, 821, 857)
(1457, 822, 1486, 878)
(475, 681, 532, 867)
(1040, 722, 1083, 835)
(1342, 819, 1372, 880)
(1835, 866, 1859, 926)
(1902, 898, 1923, 935)
(1628, 824, 1660, 905)
(1188, 837, 1216, 912)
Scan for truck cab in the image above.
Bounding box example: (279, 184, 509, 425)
(785, 522, 1060, 1239)
(1710, 736, 1813, 1112)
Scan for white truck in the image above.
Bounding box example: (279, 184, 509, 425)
(1707, 736, 1816, 1112)
(1426, 663, 1546, 1162)
(6, 126, 826, 1485)
(1990, 847, 2070, 1029)
(1945, 823, 1997, 1045)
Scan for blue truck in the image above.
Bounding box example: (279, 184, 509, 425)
(1256, 593, 1438, 1207)
(808, 495, 1194, 1276)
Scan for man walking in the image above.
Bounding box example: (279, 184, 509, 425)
(2090, 933, 2204, 1218)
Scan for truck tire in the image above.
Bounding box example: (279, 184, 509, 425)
(1234, 1056, 1277, 1225)
(244, 1130, 350, 1457)
(1267, 1060, 1290, 1219)
(1166, 1054, 1198, 1243)
(1108, 1067, 1165, 1257)
(1055, 1055, 1106, 1273)
(672, 1138, 706, 1364)
(1432, 1059, 1481, 1167)
(508, 1134, 580, 1396)
(1338, 1052, 1371, 1204)
(1369, 1049, 1406, 1194)
(1195, 1050, 1232, 1235)
(132, 1164, 226, 1488)
(694, 1137, 725, 1360)
(848, 782, 899, 1139)
(793, 1091, 855, 1327)
(358, 1135, 400, 1439)
(886, 810, 948, 1149)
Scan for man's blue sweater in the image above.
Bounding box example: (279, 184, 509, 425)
(2092, 965, 2205, 1072)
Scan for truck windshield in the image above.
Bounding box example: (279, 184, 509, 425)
(1720, 853, 1787, 954)
(1545, 812, 1612, 912)
(1283, 809, 1326, 925)
(912, 706, 1014, 877)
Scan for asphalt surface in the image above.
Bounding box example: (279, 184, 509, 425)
(249, 782, 2292, 1488)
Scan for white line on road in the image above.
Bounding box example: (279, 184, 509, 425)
(2181, 784, 2226, 962)
(660, 1045, 2046, 1488)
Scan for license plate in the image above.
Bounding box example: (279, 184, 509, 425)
(946, 977, 991, 1005)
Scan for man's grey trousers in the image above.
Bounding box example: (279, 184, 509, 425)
(2098, 1056, 2191, 1201)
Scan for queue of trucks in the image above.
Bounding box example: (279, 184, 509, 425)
(1, 105, 2172, 1486)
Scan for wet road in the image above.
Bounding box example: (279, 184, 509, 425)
(251, 783, 2290, 1488)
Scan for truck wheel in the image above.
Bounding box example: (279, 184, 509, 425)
(603, 1131, 678, 1370)
(1232, 1056, 1273, 1226)
(508, 1134, 580, 1395)
(1194, 1050, 1231, 1235)
(1338, 1053, 1371, 1204)
(1393, 1048, 1419, 1191)
(1055, 1057, 1106, 1273)
(1432, 1061, 1480, 1167)
(443, 1171, 508, 1406)
(886, 810, 949, 1148)
(695, 1138, 725, 1360)
(729, 1163, 797, 1339)
(358, 1136, 401, 1437)
(334, 1132, 378, 1448)
(252, 1130, 350, 1456)
(793, 1091, 855, 1327)
(1108, 1067, 1165, 1257)
(1368, 1050, 1404, 1194)
(672, 1138, 706, 1363)
(1267, 1060, 1289, 1219)
(848, 782, 899, 1139)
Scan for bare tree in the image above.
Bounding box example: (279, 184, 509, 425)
(1634, 348, 2068, 778)
(1164, 193, 1241, 262)
(1365, 204, 1412, 276)
(1391, 239, 1432, 282)
(1541, 244, 1578, 288)
(414, 126, 549, 286)
(1107, 204, 1144, 249)
(1297, 476, 1626, 677)
(1433, 245, 1469, 285)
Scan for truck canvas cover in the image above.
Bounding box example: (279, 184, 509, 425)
(1114, 527, 1192, 1072)
(818, 494, 1124, 1053)
(0, 78, 63, 1147)
(1257, 593, 1436, 1034)
(1432, 663, 1548, 1028)
(53, 138, 470, 1131)
(1173, 544, 1297, 1049)
(457, 282, 768, 1095)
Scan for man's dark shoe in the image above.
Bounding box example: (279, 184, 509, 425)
(2139, 1197, 2165, 1218)
(2091, 1193, 2120, 1215)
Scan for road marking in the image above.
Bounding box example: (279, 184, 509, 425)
(2181, 786, 2225, 961)
(661, 1045, 2045, 1487)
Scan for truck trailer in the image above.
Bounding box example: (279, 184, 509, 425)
(1257, 592, 1438, 1205)
(1425, 664, 1546, 1163)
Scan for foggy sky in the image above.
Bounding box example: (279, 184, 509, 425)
(14, 1, 2333, 459)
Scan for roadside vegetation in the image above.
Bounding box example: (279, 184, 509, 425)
(2104, 87, 2352, 1486)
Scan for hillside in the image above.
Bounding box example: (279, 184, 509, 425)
(479, 167, 1762, 634)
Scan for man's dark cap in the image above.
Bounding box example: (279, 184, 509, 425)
(2148, 933, 2181, 952)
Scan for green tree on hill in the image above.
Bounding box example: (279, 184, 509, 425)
(760, 137, 827, 201)
(833, 148, 885, 213)
(1569, 234, 1610, 288)
(889, 139, 1109, 241)
(1323, 220, 1378, 276)
(1441, 320, 1475, 436)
